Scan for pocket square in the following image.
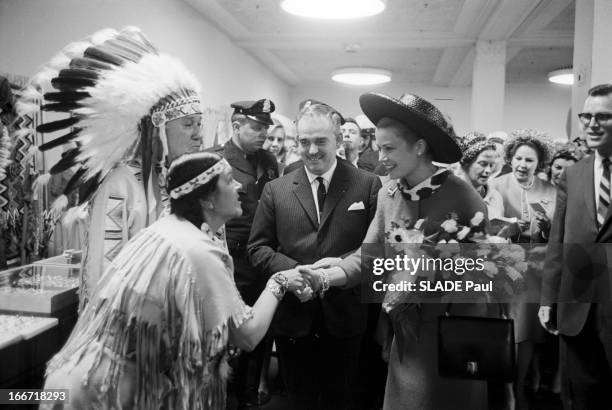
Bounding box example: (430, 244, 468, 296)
(347, 201, 365, 211)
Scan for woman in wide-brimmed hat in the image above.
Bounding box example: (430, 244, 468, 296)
(300, 92, 492, 410)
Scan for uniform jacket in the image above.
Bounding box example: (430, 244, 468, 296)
(208, 139, 278, 247)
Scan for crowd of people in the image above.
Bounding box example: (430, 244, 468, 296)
(1, 27, 610, 410)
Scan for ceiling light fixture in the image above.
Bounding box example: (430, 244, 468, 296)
(548, 68, 574, 85)
(281, 0, 385, 19)
(331, 67, 391, 85)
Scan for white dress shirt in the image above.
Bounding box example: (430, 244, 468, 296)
(304, 158, 338, 223)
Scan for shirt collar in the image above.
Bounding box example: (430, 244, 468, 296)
(304, 157, 338, 185)
(594, 150, 612, 168)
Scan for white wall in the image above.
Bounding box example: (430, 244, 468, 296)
(0, 0, 290, 111)
(290, 82, 572, 141)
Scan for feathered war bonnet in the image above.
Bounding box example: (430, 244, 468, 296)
(17, 27, 202, 212)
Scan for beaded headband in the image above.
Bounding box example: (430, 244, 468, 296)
(151, 92, 202, 127)
(169, 158, 230, 199)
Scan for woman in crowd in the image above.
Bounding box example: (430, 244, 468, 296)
(302, 92, 491, 410)
(42, 152, 306, 410)
(489, 129, 556, 410)
(548, 148, 578, 187)
(458, 132, 504, 219)
(264, 124, 289, 174)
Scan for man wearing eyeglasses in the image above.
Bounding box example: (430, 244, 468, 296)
(540, 84, 612, 409)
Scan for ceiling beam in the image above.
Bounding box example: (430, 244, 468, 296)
(513, 0, 574, 36)
(449, 48, 476, 87)
(235, 33, 474, 50)
(508, 33, 573, 47)
(433, 0, 499, 86)
(183, 0, 300, 85)
(480, 0, 543, 40)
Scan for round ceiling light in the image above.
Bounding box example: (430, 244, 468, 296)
(281, 0, 385, 19)
(548, 68, 574, 85)
(332, 67, 391, 85)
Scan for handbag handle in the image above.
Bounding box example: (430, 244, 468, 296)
(444, 302, 508, 319)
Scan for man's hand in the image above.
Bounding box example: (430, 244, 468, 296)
(308, 257, 342, 269)
(298, 267, 324, 292)
(538, 306, 558, 335)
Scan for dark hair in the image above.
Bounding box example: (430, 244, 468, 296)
(343, 117, 361, 131)
(588, 84, 612, 97)
(547, 149, 578, 180)
(504, 130, 552, 172)
(167, 152, 224, 227)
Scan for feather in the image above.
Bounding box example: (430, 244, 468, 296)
(122, 27, 157, 53)
(63, 166, 87, 194)
(44, 91, 91, 103)
(20, 86, 43, 102)
(41, 102, 82, 112)
(115, 34, 155, 55)
(61, 41, 91, 59)
(58, 68, 99, 80)
(77, 173, 101, 205)
(51, 76, 96, 91)
(39, 128, 81, 152)
(51, 195, 69, 216)
(84, 46, 125, 66)
(32, 172, 52, 192)
(90, 28, 118, 46)
(103, 40, 143, 62)
(37, 117, 80, 133)
(50, 147, 80, 174)
(70, 57, 113, 72)
(62, 204, 88, 226)
(16, 100, 40, 117)
(47, 52, 71, 71)
(31, 68, 57, 87)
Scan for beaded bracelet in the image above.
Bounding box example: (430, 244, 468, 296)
(267, 272, 288, 301)
(319, 269, 330, 298)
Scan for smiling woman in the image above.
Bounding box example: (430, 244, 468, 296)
(41, 152, 305, 410)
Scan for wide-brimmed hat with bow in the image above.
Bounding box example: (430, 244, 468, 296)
(359, 92, 461, 163)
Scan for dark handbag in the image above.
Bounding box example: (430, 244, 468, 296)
(438, 304, 515, 382)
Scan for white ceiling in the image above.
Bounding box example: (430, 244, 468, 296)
(184, 0, 575, 87)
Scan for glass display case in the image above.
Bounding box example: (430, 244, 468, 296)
(0, 255, 80, 315)
(0, 254, 81, 388)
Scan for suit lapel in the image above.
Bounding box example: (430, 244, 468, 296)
(319, 161, 349, 229)
(292, 167, 319, 229)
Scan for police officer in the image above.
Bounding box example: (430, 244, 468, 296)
(209, 99, 279, 408)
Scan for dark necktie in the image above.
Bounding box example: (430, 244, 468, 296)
(316, 176, 326, 218)
(598, 158, 611, 227)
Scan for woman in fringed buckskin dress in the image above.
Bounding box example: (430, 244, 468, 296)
(42, 152, 307, 409)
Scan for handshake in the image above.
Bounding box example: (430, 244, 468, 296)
(273, 257, 343, 302)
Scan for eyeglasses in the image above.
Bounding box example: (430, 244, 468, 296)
(577, 112, 612, 125)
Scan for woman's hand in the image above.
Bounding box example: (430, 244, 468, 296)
(275, 269, 306, 293)
(298, 267, 323, 292)
(308, 257, 342, 269)
(517, 219, 530, 232)
(534, 211, 551, 236)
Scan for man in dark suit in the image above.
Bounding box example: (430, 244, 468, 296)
(209, 99, 279, 408)
(248, 102, 382, 410)
(540, 84, 612, 409)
